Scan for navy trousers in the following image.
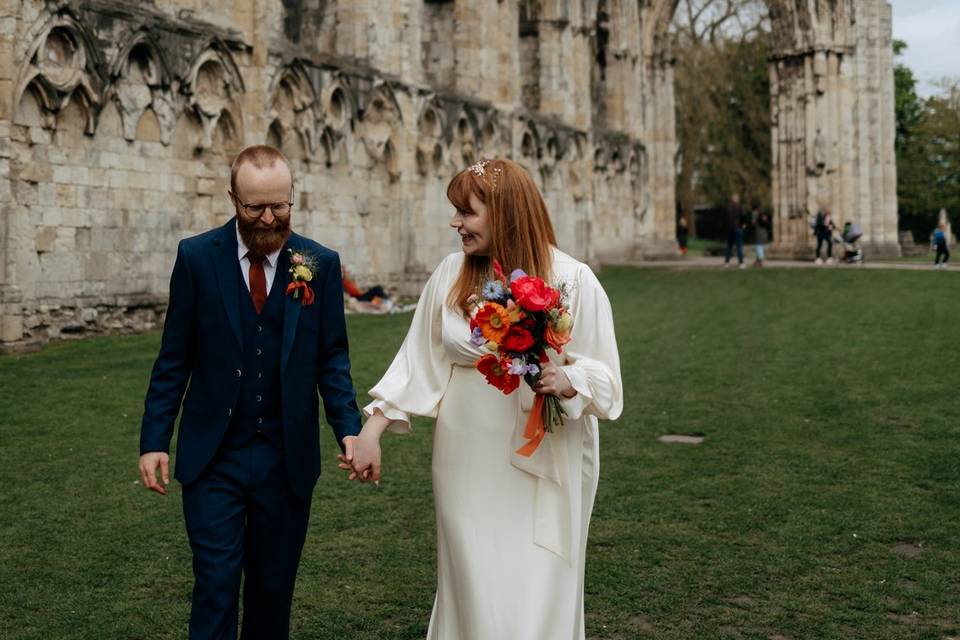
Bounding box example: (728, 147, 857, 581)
(182, 436, 311, 640)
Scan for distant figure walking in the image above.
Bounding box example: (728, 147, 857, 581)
(814, 207, 835, 264)
(724, 194, 747, 269)
(933, 223, 950, 269)
(753, 208, 771, 267)
(677, 215, 689, 256)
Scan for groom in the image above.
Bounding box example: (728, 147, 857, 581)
(138, 145, 363, 639)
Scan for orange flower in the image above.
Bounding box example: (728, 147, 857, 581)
(476, 354, 520, 394)
(472, 302, 511, 343)
(545, 310, 572, 351)
(544, 323, 571, 352)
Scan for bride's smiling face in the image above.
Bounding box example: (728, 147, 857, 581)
(450, 192, 491, 256)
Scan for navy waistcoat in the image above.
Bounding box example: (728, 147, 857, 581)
(222, 261, 285, 449)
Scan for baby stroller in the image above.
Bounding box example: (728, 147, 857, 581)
(837, 223, 864, 264)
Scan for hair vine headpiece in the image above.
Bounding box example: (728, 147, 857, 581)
(468, 158, 502, 191)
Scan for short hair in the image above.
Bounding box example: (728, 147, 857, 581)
(230, 145, 291, 193)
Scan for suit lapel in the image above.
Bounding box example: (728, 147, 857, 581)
(280, 240, 301, 375)
(212, 218, 244, 353)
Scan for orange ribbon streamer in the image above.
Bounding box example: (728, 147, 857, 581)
(286, 281, 315, 306)
(515, 393, 547, 457)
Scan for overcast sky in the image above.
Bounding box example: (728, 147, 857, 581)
(890, 0, 960, 97)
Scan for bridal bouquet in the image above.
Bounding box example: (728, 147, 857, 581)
(469, 260, 573, 456)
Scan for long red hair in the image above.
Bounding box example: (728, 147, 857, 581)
(446, 158, 557, 312)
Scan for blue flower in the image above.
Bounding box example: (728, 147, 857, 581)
(526, 363, 540, 376)
(482, 280, 505, 301)
(508, 358, 528, 375)
(469, 327, 487, 347)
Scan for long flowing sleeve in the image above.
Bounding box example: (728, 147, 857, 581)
(363, 254, 457, 434)
(558, 264, 623, 421)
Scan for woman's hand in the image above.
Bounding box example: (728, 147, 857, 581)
(535, 361, 577, 399)
(338, 411, 390, 483)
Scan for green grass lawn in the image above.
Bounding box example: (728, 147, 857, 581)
(2, 267, 958, 639)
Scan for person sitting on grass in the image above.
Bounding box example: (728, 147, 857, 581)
(342, 265, 393, 312)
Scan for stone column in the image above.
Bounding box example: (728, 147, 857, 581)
(0, 0, 23, 344)
(769, 0, 899, 258)
(639, 55, 678, 258)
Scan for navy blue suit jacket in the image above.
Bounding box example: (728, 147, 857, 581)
(140, 218, 362, 498)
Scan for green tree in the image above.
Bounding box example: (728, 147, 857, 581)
(893, 39, 923, 155)
(895, 40, 960, 240)
(673, 0, 771, 237)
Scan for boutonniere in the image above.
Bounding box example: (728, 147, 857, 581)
(285, 249, 316, 306)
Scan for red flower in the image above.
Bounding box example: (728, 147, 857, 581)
(501, 325, 535, 353)
(511, 276, 561, 312)
(476, 354, 520, 394)
(285, 281, 315, 306)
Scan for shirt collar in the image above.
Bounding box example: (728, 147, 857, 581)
(236, 225, 282, 268)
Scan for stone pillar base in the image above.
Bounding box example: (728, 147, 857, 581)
(860, 241, 902, 259)
(0, 285, 24, 344)
(766, 241, 815, 260)
(633, 239, 680, 261)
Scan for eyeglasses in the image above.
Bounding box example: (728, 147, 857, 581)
(232, 193, 293, 218)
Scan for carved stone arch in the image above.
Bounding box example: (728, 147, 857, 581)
(449, 106, 480, 168)
(566, 131, 589, 202)
(415, 96, 446, 177)
(541, 128, 564, 175)
(267, 61, 319, 158)
(109, 29, 177, 144)
(184, 40, 245, 151)
(609, 143, 626, 175)
(318, 125, 348, 168)
(593, 142, 609, 174)
(320, 74, 356, 139)
(477, 110, 505, 157)
(15, 11, 104, 134)
(358, 81, 402, 180)
(518, 120, 541, 163)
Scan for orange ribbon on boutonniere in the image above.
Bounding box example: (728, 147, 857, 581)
(286, 249, 316, 306)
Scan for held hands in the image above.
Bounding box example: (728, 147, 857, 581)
(338, 412, 388, 484)
(534, 361, 578, 399)
(139, 452, 170, 495)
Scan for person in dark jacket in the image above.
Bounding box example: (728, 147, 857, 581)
(814, 207, 835, 264)
(724, 194, 748, 268)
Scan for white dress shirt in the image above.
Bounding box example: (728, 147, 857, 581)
(236, 227, 282, 295)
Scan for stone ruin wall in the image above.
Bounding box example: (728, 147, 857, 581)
(0, 0, 898, 349)
(0, 0, 678, 348)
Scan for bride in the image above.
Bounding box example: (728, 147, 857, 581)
(343, 158, 622, 639)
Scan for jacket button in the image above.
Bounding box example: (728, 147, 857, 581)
(226, 408, 232, 416)
(257, 417, 263, 424)
(256, 394, 262, 402)
(256, 348, 262, 356)
(235, 369, 242, 377)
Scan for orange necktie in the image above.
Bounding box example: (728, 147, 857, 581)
(247, 254, 267, 314)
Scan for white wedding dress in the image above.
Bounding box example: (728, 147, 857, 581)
(364, 248, 622, 640)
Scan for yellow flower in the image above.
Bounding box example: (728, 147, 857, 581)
(293, 265, 313, 282)
(553, 311, 573, 333)
(485, 341, 499, 352)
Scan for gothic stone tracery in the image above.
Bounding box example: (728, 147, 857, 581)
(0, 0, 897, 347)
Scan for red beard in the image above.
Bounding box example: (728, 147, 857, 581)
(237, 214, 291, 257)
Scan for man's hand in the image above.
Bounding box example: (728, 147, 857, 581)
(338, 432, 382, 484)
(535, 361, 577, 399)
(139, 452, 170, 495)
(338, 413, 389, 484)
